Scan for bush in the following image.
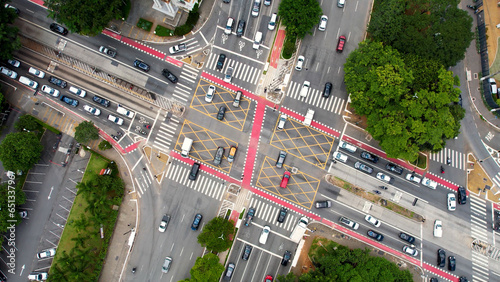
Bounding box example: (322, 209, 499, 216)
(174, 4, 200, 36)
(155, 25, 173, 37)
(282, 35, 296, 59)
(98, 140, 112, 151)
(174, 24, 193, 36)
(137, 18, 153, 31)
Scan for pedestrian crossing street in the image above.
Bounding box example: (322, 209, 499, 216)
(430, 148, 465, 170)
(247, 196, 302, 232)
(286, 81, 345, 115)
(469, 196, 490, 281)
(492, 172, 500, 191)
(206, 53, 261, 85)
(165, 164, 226, 201)
(152, 117, 180, 152)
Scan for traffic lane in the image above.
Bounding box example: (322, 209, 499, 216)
(421, 241, 472, 280)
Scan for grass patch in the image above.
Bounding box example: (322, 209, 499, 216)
(409, 153, 427, 169)
(155, 25, 173, 37)
(239, 209, 245, 219)
(137, 18, 153, 32)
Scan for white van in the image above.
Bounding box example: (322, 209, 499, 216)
(224, 17, 234, 35)
(181, 137, 194, 157)
(116, 104, 135, 119)
(19, 76, 38, 89)
(69, 86, 86, 97)
(268, 13, 277, 30)
(253, 31, 262, 50)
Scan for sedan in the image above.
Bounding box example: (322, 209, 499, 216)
(437, 249, 446, 267)
(217, 106, 226, 120)
(213, 146, 225, 165)
(386, 163, 403, 175)
(403, 245, 418, 257)
(336, 35, 346, 52)
(276, 150, 287, 168)
(277, 207, 287, 223)
(50, 23, 68, 35)
(322, 82, 332, 98)
(315, 200, 332, 209)
(107, 114, 123, 125)
(60, 95, 78, 107)
(49, 76, 67, 88)
(433, 220, 442, 237)
(0, 66, 17, 79)
(354, 161, 373, 174)
(280, 171, 291, 188)
(318, 15, 328, 31)
(259, 225, 270, 244)
(447, 193, 456, 211)
(367, 230, 384, 241)
(448, 256, 456, 271)
(93, 95, 110, 107)
(265, 275, 273, 282)
(162, 69, 178, 83)
(281, 251, 291, 266)
(376, 172, 391, 183)
(133, 59, 150, 72)
(360, 151, 379, 163)
(191, 213, 203, 230)
(399, 232, 415, 243)
(168, 43, 186, 54)
(41, 85, 60, 97)
(251, 0, 260, 17)
(365, 215, 381, 227)
(405, 173, 421, 184)
(224, 263, 235, 280)
(241, 244, 252, 260)
(216, 54, 226, 70)
(37, 248, 56, 259)
(7, 59, 20, 68)
(422, 177, 437, 189)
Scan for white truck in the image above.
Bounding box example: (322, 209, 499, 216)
(289, 217, 309, 243)
(303, 109, 315, 126)
(181, 137, 193, 158)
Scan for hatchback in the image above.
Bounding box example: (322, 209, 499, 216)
(448, 256, 456, 271)
(265, 275, 273, 282)
(37, 248, 56, 259)
(360, 151, 379, 163)
(242, 244, 252, 260)
(376, 172, 391, 183)
(236, 20, 246, 37)
(217, 106, 226, 120)
(315, 200, 332, 209)
(259, 225, 270, 244)
(50, 23, 68, 35)
(189, 163, 200, 181)
(216, 54, 226, 70)
(437, 249, 446, 267)
(299, 81, 310, 98)
(447, 193, 456, 211)
(205, 85, 216, 102)
(60, 95, 79, 107)
(162, 69, 178, 83)
(277, 114, 287, 130)
(191, 214, 203, 230)
(336, 36, 346, 52)
(322, 82, 332, 98)
(422, 177, 437, 189)
(277, 207, 287, 223)
(403, 245, 418, 257)
(295, 55, 304, 71)
(386, 163, 403, 175)
(162, 257, 172, 273)
(276, 150, 287, 168)
(280, 171, 291, 188)
(318, 15, 328, 31)
(399, 232, 415, 243)
(28, 67, 45, 78)
(213, 146, 225, 165)
(224, 263, 235, 280)
(367, 230, 384, 241)
(227, 146, 237, 163)
(281, 251, 291, 266)
(365, 215, 381, 227)
(41, 85, 60, 97)
(134, 59, 150, 72)
(354, 161, 373, 174)
(333, 151, 346, 164)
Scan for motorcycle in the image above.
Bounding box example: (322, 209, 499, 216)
(144, 124, 151, 129)
(446, 157, 451, 165)
(132, 267, 136, 274)
(112, 135, 119, 141)
(373, 190, 381, 195)
(379, 186, 388, 190)
(440, 166, 445, 174)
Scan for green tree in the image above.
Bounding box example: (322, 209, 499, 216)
(368, 0, 473, 68)
(98, 140, 112, 150)
(197, 217, 235, 253)
(14, 115, 40, 132)
(0, 0, 21, 61)
(44, 0, 124, 36)
(0, 132, 43, 172)
(74, 121, 99, 144)
(180, 253, 225, 282)
(277, 272, 297, 282)
(278, 0, 322, 39)
(344, 40, 462, 161)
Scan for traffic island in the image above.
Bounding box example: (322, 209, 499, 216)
(466, 153, 500, 202)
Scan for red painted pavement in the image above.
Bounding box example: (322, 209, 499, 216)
(243, 102, 266, 187)
(423, 263, 459, 281)
(270, 30, 286, 68)
(124, 141, 141, 153)
(99, 129, 126, 154)
(166, 56, 183, 67)
(423, 173, 460, 192)
(493, 203, 500, 211)
(30, 0, 46, 8)
(229, 210, 240, 225)
(121, 37, 166, 59)
(102, 29, 123, 41)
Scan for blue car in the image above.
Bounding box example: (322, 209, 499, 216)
(191, 214, 203, 230)
(60, 95, 78, 107)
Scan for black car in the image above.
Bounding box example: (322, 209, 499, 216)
(399, 232, 415, 243)
(457, 186, 467, 204)
(236, 20, 246, 37)
(367, 230, 383, 241)
(277, 207, 287, 223)
(50, 23, 68, 35)
(245, 207, 255, 226)
(437, 249, 446, 267)
(354, 161, 373, 174)
(191, 213, 202, 230)
(360, 151, 379, 163)
(448, 256, 456, 271)
(217, 106, 226, 120)
(430, 278, 438, 282)
(133, 59, 150, 72)
(386, 163, 403, 175)
(189, 162, 200, 181)
(458, 277, 468, 282)
(276, 150, 287, 168)
(223, 263, 235, 281)
(315, 200, 332, 209)
(322, 82, 332, 98)
(49, 76, 67, 88)
(213, 146, 225, 165)
(60, 95, 78, 107)
(216, 54, 226, 70)
(281, 250, 291, 266)
(242, 244, 252, 260)
(162, 69, 178, 83)
(93, 95, 110, 107)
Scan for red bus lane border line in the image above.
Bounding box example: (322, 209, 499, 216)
(423, 172, 461, 192)
(120, 37, 166, 59)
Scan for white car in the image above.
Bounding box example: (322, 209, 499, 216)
(405, 173, 421, 184)
(421, 177, 437, 189)
(339, 140, 357, 153)
(28, 67, 46, 78)
(205, 85, 216, 102)
(376, 172, 391, 183)
(223, 66, 233, 83)
(41, 85, 60, 97)
(107, 114, 124, 125)
(168, 43, 186, 54)
(365, 215, 381, 227)
(333, 151, 348, 163)
(37, 248, 56, 259)
(224, 17, 234, 35)
(447, 193, 456, 211)
(18, 76, 38, 89)
(299, 81, 310, 97)
(116, 104, 135, 118)
(83, 105, 101, 116)
(295, 55, 304, 71)
(28, 272, 48, 281)
(277, 114, 287, 130)
(318, 15, 328, 31)
(402, 245, 418, 257)
(69, 86, 86, 97)
(433, 220, 442, 237)
(259, 225, 270, 244)
(7, 59, 20, 68)
(0, 66, 17, 79)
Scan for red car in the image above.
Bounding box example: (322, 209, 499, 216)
(264, 275, 273, 282)
(337, 35, 346, 52)
(280, 171, 291, 188)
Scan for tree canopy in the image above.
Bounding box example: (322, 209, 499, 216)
(74, 121, 99, 144)
(44, 0, 125, 36)
(197, 217, 235, 253)
(344, 40, 463, 161)
(278, 0, 322, 39)
(15, 115, 40, 132)
(0, 132, 43, 172)
(180, 253, 225, 282)
(0, 0, 21, 61)
(368, 0, 473, 68)
(0, 181, 26, 244)
(301, 239, 413, 282)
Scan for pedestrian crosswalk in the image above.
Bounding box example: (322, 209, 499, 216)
(206, 53, 261, 85)
(285, 81, 346, 115)
(172, 65, 200, 103)
(165, 164, 226, 201)
(247, 197, 301, 232)
(492, 172, 500, 191)
(430, 148, 465, 170)
(469, 196, 490, 281)
(152, 117, 180, 152)
(471, 251, 489, 282)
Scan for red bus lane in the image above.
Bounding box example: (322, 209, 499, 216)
(423, 173, 460, 192)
